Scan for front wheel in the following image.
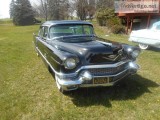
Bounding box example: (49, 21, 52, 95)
(139, 43, 149, 50)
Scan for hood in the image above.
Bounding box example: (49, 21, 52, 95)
(53, 40, 122, 54)
(51, 39, 123, 64)
(131, 29, 158, 40)
(131, 29, 154, 37)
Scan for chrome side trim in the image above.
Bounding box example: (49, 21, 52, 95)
(50, 56, 61, 64)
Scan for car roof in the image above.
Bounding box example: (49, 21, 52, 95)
(41, 20, 93, 27)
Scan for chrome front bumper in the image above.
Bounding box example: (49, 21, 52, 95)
(56, 61, 140, 91)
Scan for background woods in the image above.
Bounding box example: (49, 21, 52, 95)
(10, 0, 115, 25)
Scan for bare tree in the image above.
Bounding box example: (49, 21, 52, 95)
(68, 0, 76, 19)
(75, 0, 88, 20)
(88, 0, 96, 20)
(96, 0, 114, 9)
(48, 0, 69, 20)
(38, 0, 49, 20)
(10, 0, 15, 19)
(32, 0, 49, 20)
(33, 0, 69, 20)
(40, 0, 48, 20)
(32, 0, 114, 21)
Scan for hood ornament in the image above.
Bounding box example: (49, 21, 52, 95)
(118, 49, 123, 55)
(102, 49, 123, 61)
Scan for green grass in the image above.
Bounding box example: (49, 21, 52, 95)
(0, 21, 160, 120)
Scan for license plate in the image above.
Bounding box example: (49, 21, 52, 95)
(93, 77, 109, 84)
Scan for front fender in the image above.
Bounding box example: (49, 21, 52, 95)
(122, 44, 140, 60)
(45, 42, 80, 74)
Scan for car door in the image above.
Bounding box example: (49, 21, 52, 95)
(36, 26, 49, 59)
(39, 26, 62, 72)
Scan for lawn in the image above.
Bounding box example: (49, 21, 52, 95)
(0, 20, 160, 120)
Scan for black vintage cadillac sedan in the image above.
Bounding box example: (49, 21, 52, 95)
(33, 20, 140, 93)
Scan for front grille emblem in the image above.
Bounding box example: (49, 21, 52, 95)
(118, 49, 123, 55)
(102, 49, 123, 61)
(108, 55, 117, 59)
(102, 55, 118, 61)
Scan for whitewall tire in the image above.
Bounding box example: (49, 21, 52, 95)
(139, 43, 149, 50)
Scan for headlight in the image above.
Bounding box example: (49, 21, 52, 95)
(64, 58, 77, 69)
(131, 50, 140, 58)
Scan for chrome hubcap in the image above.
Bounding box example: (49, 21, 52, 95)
(139, 43, 148, 50)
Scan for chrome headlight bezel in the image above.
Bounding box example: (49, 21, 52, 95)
(126, 47, 140, 59)
(131, 50, 140, 58)
(64, 58, 77, 69)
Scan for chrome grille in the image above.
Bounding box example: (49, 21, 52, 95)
(88, 63, 126, 76)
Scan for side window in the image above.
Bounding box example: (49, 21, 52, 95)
(74, 26, 83, 35)
(38, 27, 44, 38)
(43, 27, 48, 38)
(83, 25, 93, 35)
(38, 26, 48, 40)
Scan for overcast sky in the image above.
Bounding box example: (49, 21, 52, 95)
(0, 0, 36, 19)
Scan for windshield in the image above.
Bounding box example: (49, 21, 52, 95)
(49, 24, 94, 39)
